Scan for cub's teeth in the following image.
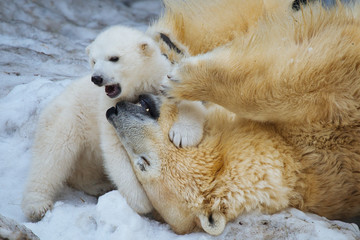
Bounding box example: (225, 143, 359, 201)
(136, 102, 142, 107)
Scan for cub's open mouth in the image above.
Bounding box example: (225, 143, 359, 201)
(105, 84, 121, 98)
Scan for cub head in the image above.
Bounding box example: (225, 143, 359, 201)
(86, 25, 171, 101)
(106, 94, 228, 235)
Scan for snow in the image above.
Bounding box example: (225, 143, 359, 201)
(0, 0, 359, 239)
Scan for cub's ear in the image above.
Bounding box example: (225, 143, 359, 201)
(198, 211, 226, 236)
(139, 42, 154, 57)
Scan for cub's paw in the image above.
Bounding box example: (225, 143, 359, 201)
(169, 121, 204, 148)
(22, 194, 53, 222)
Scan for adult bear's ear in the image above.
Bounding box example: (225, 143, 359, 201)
(198, 211, 226, 236)
(139, 42, 154, 57)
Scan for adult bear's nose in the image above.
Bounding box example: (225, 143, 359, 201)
(91, 75, 103, 86)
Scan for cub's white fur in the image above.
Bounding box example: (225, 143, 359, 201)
(22, 26, 167, 221)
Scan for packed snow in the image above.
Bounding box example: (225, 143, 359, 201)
(0, 0, 359, 239)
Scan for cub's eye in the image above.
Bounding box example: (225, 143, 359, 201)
(92, 60, 96, 65)
(109, 56, 119, 62)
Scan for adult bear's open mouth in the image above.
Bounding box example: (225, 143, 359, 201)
(135, 94, 160, 120)
(106, 94, 161, 124)
(105, 84, 121, 98)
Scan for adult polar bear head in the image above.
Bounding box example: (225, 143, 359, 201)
(86, 25, 171, 102)
(106, 94, 293, 235)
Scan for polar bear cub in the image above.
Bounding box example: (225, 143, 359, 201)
(22, 25, 205, 221)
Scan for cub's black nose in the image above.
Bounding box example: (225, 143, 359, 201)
(91, 75, 103, 86)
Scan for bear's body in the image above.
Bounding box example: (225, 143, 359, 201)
(106, 1, 360, 236)
(147, 0, 293, 61)
(22, 26, 171, 221)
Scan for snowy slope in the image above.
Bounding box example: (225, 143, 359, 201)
(0, 0, 359, 239)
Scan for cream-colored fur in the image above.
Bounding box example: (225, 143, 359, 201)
(107, 2, 360, 236)
(147, 0, 293, 146)
(147, 0, 293, 60)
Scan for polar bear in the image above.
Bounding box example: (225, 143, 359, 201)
(21, 25, 205, 221)
(106, 2, 360, 236)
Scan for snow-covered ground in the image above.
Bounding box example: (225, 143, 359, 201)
(0, 0, 359, 239)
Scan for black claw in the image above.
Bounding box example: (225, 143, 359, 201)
(159, 84, 171, 96)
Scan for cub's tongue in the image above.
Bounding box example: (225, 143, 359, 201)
(105, 84, 121, 98)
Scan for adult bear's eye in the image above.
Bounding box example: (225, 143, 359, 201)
(109, 56, 119, 62)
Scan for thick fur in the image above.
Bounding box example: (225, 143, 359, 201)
(108, 2, 360, 236)
(147, 0, 293, 145)
(22, 26, 170, 221)
(147, 0, 293, 60)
